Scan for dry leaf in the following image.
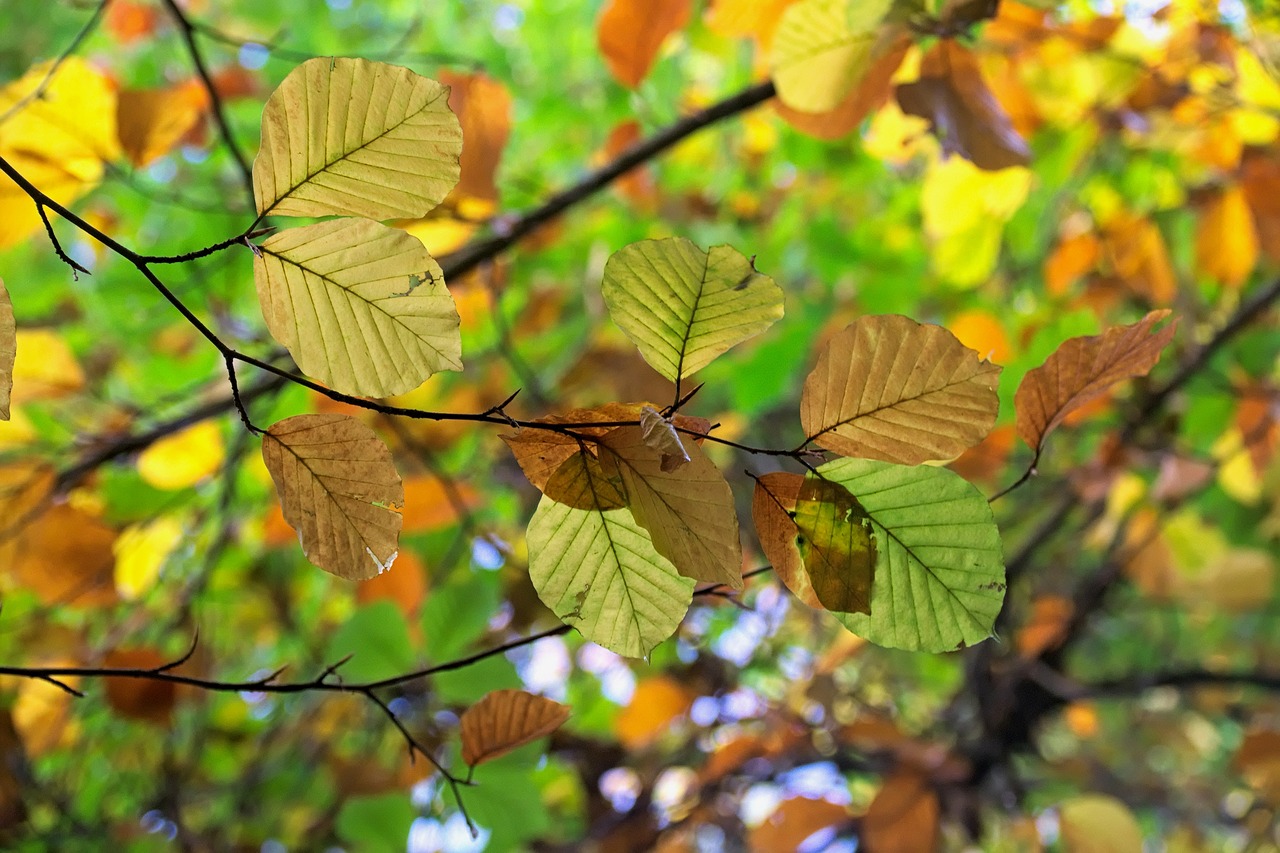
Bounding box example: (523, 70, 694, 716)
(459, 689, 570, 766)
(501, 402, 647, 495)
(597, 0, 692, 88)
(800, 315, 1001, 464)
(116, 83, 208, 168)
(599, 424, 744, 589)
(7, 504, 118, 607)
(751, 471, 818, 607)
(862, 768, 940, 853)
(639, 405, 690, 472)
(438, 71, 511, 203)
(356, 548, 428, 619)
(0, 279, 12, 420)
(1015, 310, 1176, 454)
(261, 414, 404, 580)
(1015, 595, 1074, 658)
(749, 796, 851, 851)
(401, 476, 479, 533)
(103, 647, 178, 726)
(896, 39, 1031, 171)
(615, 677, 694, 749)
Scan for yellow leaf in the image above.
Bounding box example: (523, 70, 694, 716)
(397, 217, 476, 256)
(253, 58, 461, 220)
(1195, 185, 1259, 288)
(793, 475, 876, 615)
(137, 420, 225, 490)
(921, 157, 1031, 286)
(770, 0, 896, 113)
(706, 0, 796, 51)
(459, 689, 571, 766)
(1213, 427, 1262, 504)
(800, 314, 1001, 464)
(261, 414, 403, 580)
(9, 329, 84, 404)
(115, 82, 208, 168)
(1058, 794, 1144, 853)
(254, 218, 462, 398)
(113, 516, 184, 600)
(948, 309, 1011, 364)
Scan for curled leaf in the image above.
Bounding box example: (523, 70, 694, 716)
(460, 689, 571, 767)
(639, 405, 689, 472)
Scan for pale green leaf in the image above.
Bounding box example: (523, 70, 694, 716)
(754, 461, 1004, 652)
(254, 217, 462, 398)
(770, 0, 896, 114)
(794, 475, 876, 615)
(800, 314, 1000, 464)
(261, 413, 404, 580)
(528, 453, 694, 658)
(601, 238, 783, 382)
(254, 57, 462, 219)
(0, 278, 12, 420)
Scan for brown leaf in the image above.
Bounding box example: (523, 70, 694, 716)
(115, 82, 208, 168)
(459, 689, 570, 766)
(544, 450, 628, 511)
(862, 768, 940, 853)
(6, 504, 117, 607)
(794, 476, 876, 615)
(0, 710, 26, 832)
(103, 647, 178, 726)
(800, 315, 1001, 464)
(1015, 595, 1074, 658)
(751, 471, 819, 608)
(600, 425, 743, 588)
(775, 36, 909, 140)
(501, 402, 646, 494)
(895, 40, 1031, 171)
(0, 461, 54, 541)
(597, 0, 692, 88)
(1014, 310, 1176, 454)
(0, 278, 11, 420)
(438, 71, 511, 203)
(261, 414, 403, 580)
(639, 405, 690, 471)
(749, 796, 851, 852)
(1242, 148, 1280, 263)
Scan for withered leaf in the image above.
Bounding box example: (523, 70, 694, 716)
(460, 689, 571, 767)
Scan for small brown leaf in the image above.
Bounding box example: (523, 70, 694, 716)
(639, 405, 690, 471)
(600, 425, 743, 589)
(597, 0, 692, 88)
(800, 315, 1001, 464)
(0, 278, 12, 420)
(103, 647, 178, 726)
(261, 414, 403, 580)
(749, 796, 851, 851)
(460, 689, 570, 767)
(794, 476, 876, 615)
(1015, 310, 1176, 454)
(862, 768, 940, 853)
(896, 39, 1031, 171)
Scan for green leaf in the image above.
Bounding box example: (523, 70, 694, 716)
(755, 461, 1004, 652)
(421, 570, 500, 663)
(769, 0, 896, 114)
(254, 217, 462, 398)
(601, 238, 783, 383)
(527, 453, 694, 658)
(794, 475, 877, 615)
(326, 600, 417, 681)
(254, 57, 462, 220)
(335, 792, 416, 849)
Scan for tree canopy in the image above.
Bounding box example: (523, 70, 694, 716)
(0, 0, 1278, 850)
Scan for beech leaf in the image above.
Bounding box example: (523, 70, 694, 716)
(0, 279, 12, 420)
(527, 453, 694, 658)
(602, 238, 784, 382)
(254, 58, 462, 220)
(596, 0, 692, 89)
(599, 425, 744, 589)
(1015, 310, 1176, 455)
(460, 689, 571, 767)
(753, 460, 1005, 652)
(793, 475, 877, 615)
(800, 314, 1001, 464)
(261, 414, 404, 580)
(638, 405, 690, 472)
(770, 0, 897, 114)
(254, 217, 462, 398)
(896, 39, 1031, 171)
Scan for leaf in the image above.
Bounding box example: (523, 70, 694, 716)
(774, 35, 910, 140)
(1195, 184, 1259, 288)
(6, 504, 118, 608)
(115, 82, 208, 168)
(769, 0, 897, 114)
(615, 676, 695, 749)
(601, 238, 784, 382)
(460, 689, 571, 766)
(253, 57, 462, 219)
(596, 0, 692, 88)
(793, 475, 877, 615)
(896, 39, 1031, 171)
(0, 279, 12, 421)
(1058, 794, 1144, 853)
(544, 450, 627, 511)
(136, 420, 225, 490)
(9, 329, 85, 404)
(260, 413, 404, 580)
(526, 456, 694, 658)
(254, 217, 462, 398)
(862, 768, 940, 853)
(113, 515, 184, 600)
(754, 461, 1005, 652)
(103, 648, 178, 726)
(599, 425, 743, 589)
(1015, 310, 1176, 455)
(638, 405, 689, 471)
(356, 548, 427, 618)
(435, 70, 512, 204)
(750, 797, 853, 852)
(800, 315, 1001, 464)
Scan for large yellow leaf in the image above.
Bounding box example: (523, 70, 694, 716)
(596, 0, 692, 88)
(601, 238, 784, 382)
(598, 424, 743, 589)
(8, 329, 84, 404)
(770, 0, 895, 114)
(459, 689, 571, 767)
(527, 452, 694, 658)
(0, 279, 12, 420)
(136, 420, 225, 490)
(254, 218, 462, 398)
(800, 315, 1001, 464)
(253, 58, 462, 219)
(261, 413, 403, 580)
(1015, 310, 1175, 454)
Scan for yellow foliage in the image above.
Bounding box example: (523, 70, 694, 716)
(921, 157, 1032, 286)
(9, 329, 85, 403)
(136, 420, 226, 490)
(114, 516, 185, 600)
(1196, 185, 1259, 288)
